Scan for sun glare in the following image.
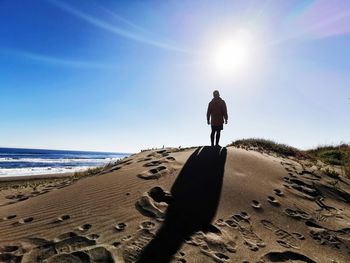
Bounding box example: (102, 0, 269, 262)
(209, 30, 256, 76)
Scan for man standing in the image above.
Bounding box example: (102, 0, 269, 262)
(207, 90, 228, 147)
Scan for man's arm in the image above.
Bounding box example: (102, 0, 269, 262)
(207, 103, 211, 124)
(223, 101, 228, 124)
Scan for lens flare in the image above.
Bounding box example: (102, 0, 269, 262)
(209, 30, 256, 75)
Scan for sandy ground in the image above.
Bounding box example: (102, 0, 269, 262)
(0, 146, 349, 263)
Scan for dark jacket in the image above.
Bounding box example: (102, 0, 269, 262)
(207, 97, 228, 126)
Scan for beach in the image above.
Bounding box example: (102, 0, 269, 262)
(0, 148, 129, 178)
(0, 145, 349, 262)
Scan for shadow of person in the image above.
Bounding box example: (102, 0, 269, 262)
(137, 146, 227, 263)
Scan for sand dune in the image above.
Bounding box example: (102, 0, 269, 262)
(0, 146, 349, 262)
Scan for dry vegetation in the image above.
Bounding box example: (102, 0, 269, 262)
(228, 138, 303, 157)
(306, 144, 350, 178)
(73, 155, 133, 179)
(228, 138, 350, 178)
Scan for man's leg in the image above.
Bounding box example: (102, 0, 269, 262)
(215, 130, 221, 146)
(210, 130, 215, 147)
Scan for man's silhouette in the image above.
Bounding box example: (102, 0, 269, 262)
(207, 90, 228, 147)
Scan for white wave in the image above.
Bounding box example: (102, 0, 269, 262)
(0, 165, 97, 177)
(0, 157, 121, 163)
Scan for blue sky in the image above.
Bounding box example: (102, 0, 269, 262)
(1, 0, 349, 152)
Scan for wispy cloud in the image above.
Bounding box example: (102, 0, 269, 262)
(47, 0, 190, 53)
(96, 4, 151, 35)
(270, 0, 350, 46)
(0, 48, 112, 69)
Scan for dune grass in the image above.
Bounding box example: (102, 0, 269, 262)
(73, 156, 131, 179)
(228, 138, 302, 157)
(306, 144, 350, 164)
(344, 155, 350, 178)
(228, 139, 350, 178)
(306, 144, 350, 178)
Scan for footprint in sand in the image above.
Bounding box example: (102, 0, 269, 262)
(261, 219, 301, 249)
(112, 241, 121, 247)
(121, 235, 132, 242)
(77, 224, 92, 232)
(12, 217, 34, 226)
(137, 166, 168, 180)
(51, 214, 70, 224)
(292, 232, 305, 240)
(54, 235, 96, 253)
(239, 211, 250, 220)
(215, 218, 227, 227)
(48, 246, 113, 263)
(174, 251, 187, 263)
(24, 233, 111, 263)
(283, 177, 320, 200)
(54, 232, 78, 242)
(225, 213, 265, 251)
(309, 229, 341, 247)
(1, 215, 17, 221)
(200, 249, 230, 262)
(224, 218, 238, 229)
(284, 208, 311, 220)
(251, 200, 262, 209)
(305, 221, 344, 248)
(122, 229, 155, 263)
(115, 223, 127, 231)
(299, 170, 322, 180)
(135, 195, 166, 220)
(87, 234, 100, 240)
(274, 189, 284, 196)
(140, 221, 156, 230)
(135, 186, 171, 220)
(166, 156, 176, 161)
(137, 157, 152, 163)
(267, 196, 280, 206)
(143, 160, 163, 167)
(288, 172, 298, 178)
(148, 186, 173, 204)
(156, 150, 170, 157)
(284, 167, 294, 173)
(0, 245, 19, 253)
(186, 231, 235, 262)
(0, 246, 23, 263)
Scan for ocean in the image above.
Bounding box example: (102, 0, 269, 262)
(0, 147, 130, 177)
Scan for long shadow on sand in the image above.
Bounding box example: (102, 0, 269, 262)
(137, 146, 227, 262)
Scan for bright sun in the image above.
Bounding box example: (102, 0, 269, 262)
(209, 30, 255, 76)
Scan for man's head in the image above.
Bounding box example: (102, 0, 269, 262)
(213, 90, 220, 98)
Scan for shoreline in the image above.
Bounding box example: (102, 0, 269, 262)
(0, 147, 130, 182)
(0, 172, 75, 183)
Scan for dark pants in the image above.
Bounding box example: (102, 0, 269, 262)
(211, 125, 223, 146)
